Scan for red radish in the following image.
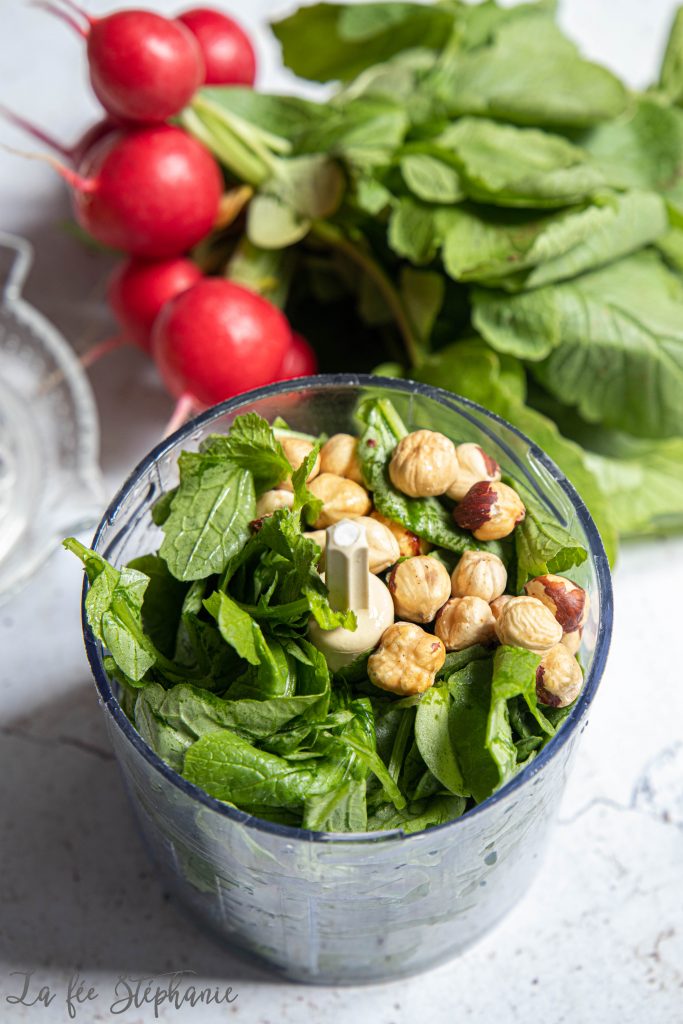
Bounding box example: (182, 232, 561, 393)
(153, 279, 292, 420)
(107, 257, 203, 352)
(278, 332, 318, 379)
(38, 2, 204, 123)
(54, 125, 222, 258)
(177, 8, 256, 86)
(0, 106, 117, 166)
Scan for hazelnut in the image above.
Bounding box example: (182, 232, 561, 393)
(446, 443, 501, 501)
(307, 516, 400, 574)
(536, 644, 583, 708)
(370, 511, 430, 557)
(368, 622, 446, 695)
(524, 574, 589, 634)
(255, 489, 294, 518)
(434, 596, 496, 651)
(386, 555, 451, 624)
(276, 435, 321, 492)
(561, 628, 582, 656)
(490, 594, 512, 621)
(308, 473, 372, 528)
(495, 596, 563, 653)
(389, 429, 458, 497)
(450, 550, 507, 603)
(319, 433, 364, 484)
(453, 481, 525, 541)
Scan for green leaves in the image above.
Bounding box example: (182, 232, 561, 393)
(415, 686, 468, 797)
(513, 485, 588, 590)
(441, 192, 667, 291)
(271, 2, 454, 83)
(64, 539, 158, 682)
(660, 7, 683, 105)
(437, 118, 606, 208)
(474, 251, 683, 439)
(159, 452, 255, 582)
(201, 415, 290, 493)
(431, 17, 626, 128)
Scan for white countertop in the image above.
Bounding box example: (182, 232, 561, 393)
(2, 2, 682, 1021)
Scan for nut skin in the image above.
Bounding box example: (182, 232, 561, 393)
(389, 429, 458, 498)
(490, 594, 512, 622)
(306, 516, 399, 574)
(308, 473, 372, 528)
(386, 555, 451, 624)
(524, 574, 589, 634)
(495, 595, 563, 653)
(453, 481, 525, 541)
(536, 643, 583, 708)
(255, 489, 294, 518)
(434, 596, 497, 651)
(450, 550, 507, 603)
(276, 435, 321, 492)
(446, 443, 501, 501)
(368, 622, 446, 695)
(370, 511, 430, 557)
(320, 433, 364, 484)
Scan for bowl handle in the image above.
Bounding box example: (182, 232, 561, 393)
(0, 232, 33, 303)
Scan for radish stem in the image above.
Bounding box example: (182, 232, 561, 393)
(163, 393, 197, 438)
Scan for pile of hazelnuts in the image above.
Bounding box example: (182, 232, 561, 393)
(255, 427, 588, 709)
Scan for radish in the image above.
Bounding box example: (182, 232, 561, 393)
(279, 332, 318, 379)
(52, 125, 222, 258)
(39, 1, 204, 123)
(178, 8, 256, 86)
(108, 257, 203, 353)
(152, 278, 292, 432)
(76, 256, 203, 372)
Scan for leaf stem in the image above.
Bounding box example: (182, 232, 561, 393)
(309, 220, 422, 368)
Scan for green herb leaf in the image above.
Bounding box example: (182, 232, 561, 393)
(415, 685, 469, 797)
(201, 414, 290, 493)
(159, 453, 255, 581)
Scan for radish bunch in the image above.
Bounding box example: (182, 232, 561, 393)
(8, 2, 315, 430)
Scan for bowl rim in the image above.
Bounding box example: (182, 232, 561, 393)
(82, 373, 613, 844)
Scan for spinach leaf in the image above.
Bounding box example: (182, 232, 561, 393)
(159, 452, 255, 581)
(303, 779, 367, 832)
(487, 646, 550, 784)
(354, 397, 479, 553)
(447, 659, 500, 803)
(366, 794, 466, 833)
(512, 482, 588, 591)
(127, 554, 189, 659)
(201, 414, 290, 493)
(415, 686, 468, 797)
(437, 644, 493, 681)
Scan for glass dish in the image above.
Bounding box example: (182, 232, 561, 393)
(81, 376, 613, 984)
(0, 233, 105, 601)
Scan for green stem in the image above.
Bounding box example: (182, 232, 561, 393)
(180, 106, 272, 187)
(309, 220, 423, 368)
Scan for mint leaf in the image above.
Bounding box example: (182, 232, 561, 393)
(201, 414, 290, 493)
(159, 453, 255, 581)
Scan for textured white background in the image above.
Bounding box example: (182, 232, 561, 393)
(1, 2, 683, 1022)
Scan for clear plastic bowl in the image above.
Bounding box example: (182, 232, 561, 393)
(0, 233, 104, 601)
(82, 376, 613, 984)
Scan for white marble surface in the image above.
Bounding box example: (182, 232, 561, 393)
(1, 1, 683, 1021)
